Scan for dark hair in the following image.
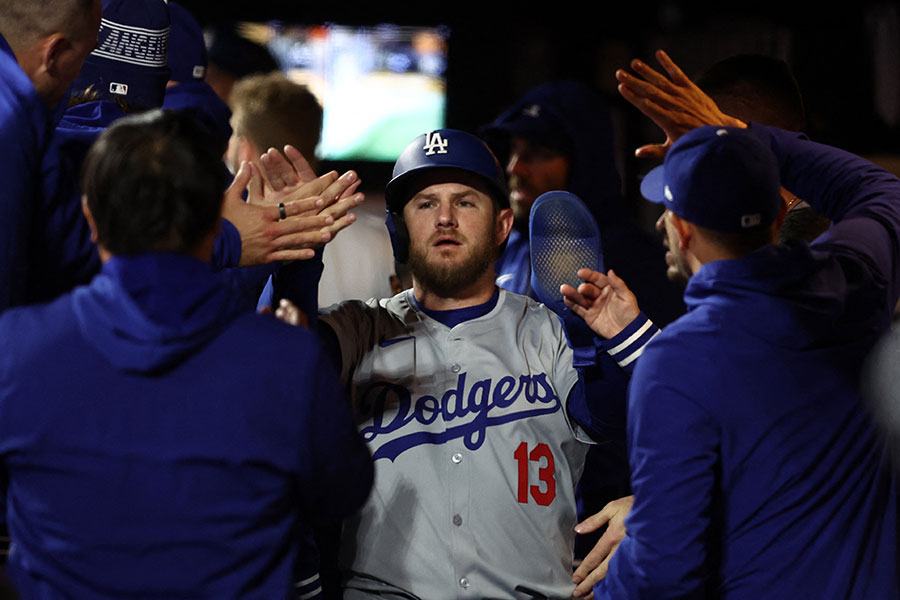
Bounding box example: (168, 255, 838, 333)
(696, 222, 777, 257)
(80, 109, 230, 255)
(777, 206, 831, 244)
(698, 54, 806, 132)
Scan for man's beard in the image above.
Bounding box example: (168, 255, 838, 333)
(407, 229, 498, 297)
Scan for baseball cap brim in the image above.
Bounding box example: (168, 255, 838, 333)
(640, 165, 668, 205)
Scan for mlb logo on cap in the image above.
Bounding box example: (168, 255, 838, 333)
(640, 126, 781, 233)
(109, 82, 129, 96)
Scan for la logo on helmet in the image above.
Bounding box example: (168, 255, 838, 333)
(423, 131, 449, 156)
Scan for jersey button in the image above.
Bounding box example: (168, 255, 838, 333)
(459, 577, 470, 589)
(450, 363, 461, 373)
(452, 514, 463, 526)
(451, 452, 462, 464)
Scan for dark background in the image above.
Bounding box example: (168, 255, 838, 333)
(177, 1, 900, 224)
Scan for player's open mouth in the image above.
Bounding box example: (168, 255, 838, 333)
(434, 237, 462, 247)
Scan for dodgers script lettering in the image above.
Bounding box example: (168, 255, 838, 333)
(357, 371, 561, 461)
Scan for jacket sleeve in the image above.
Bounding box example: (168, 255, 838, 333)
(567, 313, 660, 444)
(595, 334, 719, 599)
(750, 123, 900, 309)
(296, 344, 373, 520)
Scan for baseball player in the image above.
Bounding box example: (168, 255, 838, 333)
(269, 128, 658, 599)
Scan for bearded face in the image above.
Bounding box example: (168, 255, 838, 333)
(403, 181, 505, 297)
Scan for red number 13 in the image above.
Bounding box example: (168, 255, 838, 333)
(514, 442, 556, 506)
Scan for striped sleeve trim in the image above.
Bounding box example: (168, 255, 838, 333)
(600, 312, 660, 371)
(295, 573, 322, 600)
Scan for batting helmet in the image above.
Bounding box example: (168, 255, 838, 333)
(384, 129, 509, 263)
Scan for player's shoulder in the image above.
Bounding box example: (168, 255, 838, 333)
(322, 290, 410, 324)
(498, 288, 565, 328)
(0, 293, 78, 345)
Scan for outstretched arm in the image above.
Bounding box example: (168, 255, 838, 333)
(616, 50, 745, 158)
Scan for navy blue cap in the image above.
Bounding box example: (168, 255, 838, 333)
(167, 2, 206, 83)
(482, 93, 573, 156)
(641, 126, 781, 233)
(385, 129, 508, 213)
(72, 0, 170, 109)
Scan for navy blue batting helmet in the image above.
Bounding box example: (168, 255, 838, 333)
(384, 129, 509, 263)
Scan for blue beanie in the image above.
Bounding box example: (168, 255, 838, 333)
(72, 0, 170, 109)
(167, 2, 206, 83)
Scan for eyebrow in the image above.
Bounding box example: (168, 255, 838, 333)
(413, 190, 481, 202)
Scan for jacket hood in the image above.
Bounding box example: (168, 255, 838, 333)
(72, 254, 244, 373)
(685, 241, 888, 350)
(482, 80, 625, 224)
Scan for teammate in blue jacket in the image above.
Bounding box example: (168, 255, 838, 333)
(0, 110, 374, 598)
(585, 50, 900, 599)
(0, 0, 101, 311)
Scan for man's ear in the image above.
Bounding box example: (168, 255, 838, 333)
(496, 206, 514, 246)
(669, 212, 693, 251)
(81, 197, 98, 244)
(42, 34, 70, 77)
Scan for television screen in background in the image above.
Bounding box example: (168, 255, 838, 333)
(239, 22, 449, 162)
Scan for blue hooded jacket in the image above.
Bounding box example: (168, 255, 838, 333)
(597, 125, 900, 599)
(0, 34, 51, 311)
(0, 252, 373, 598)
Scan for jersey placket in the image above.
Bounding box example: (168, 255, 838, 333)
(442, 329, 478, 597)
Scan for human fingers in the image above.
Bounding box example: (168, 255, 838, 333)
(616, 69, 682, 112)
(653, 49, 694, 87)
(574, 507, 613, 536)
(246, 162, 266, 205)
(260, 148, 299, 191)
(572, 536, 616, 592)
(634, 142, 670, 160)
(576, 281, 602, 302)
(561, 283, 591, 311)
(273, 213, 334, 238)
(274, 298, 302, 326)
(320, 212, 358, 240)
(320, 192, 365, 220)
(284, 144, 317, 182)
(268, 172, 339, 211)
(224, 160, 253, 204)
(338, 178, 362, 200)
(628, 56, 679, 92)
(573, 548, 618, 597)
(318, 171, 360, 208)
(576, 268, 610, 289)
(268, 226, 334, 254)
(616, 81, 676, 140)
(259, 196, 325, 222)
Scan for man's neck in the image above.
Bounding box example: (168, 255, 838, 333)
(412, 271, 498, 311)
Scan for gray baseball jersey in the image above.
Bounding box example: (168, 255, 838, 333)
(322, 288, 594, 600)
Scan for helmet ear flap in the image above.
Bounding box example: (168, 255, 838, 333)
(385, 208, 410, 264)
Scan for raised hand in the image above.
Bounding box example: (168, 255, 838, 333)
(616, 49, 746, 159)
(561, 269, 640, 339)
(223, 161, 358, 266)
